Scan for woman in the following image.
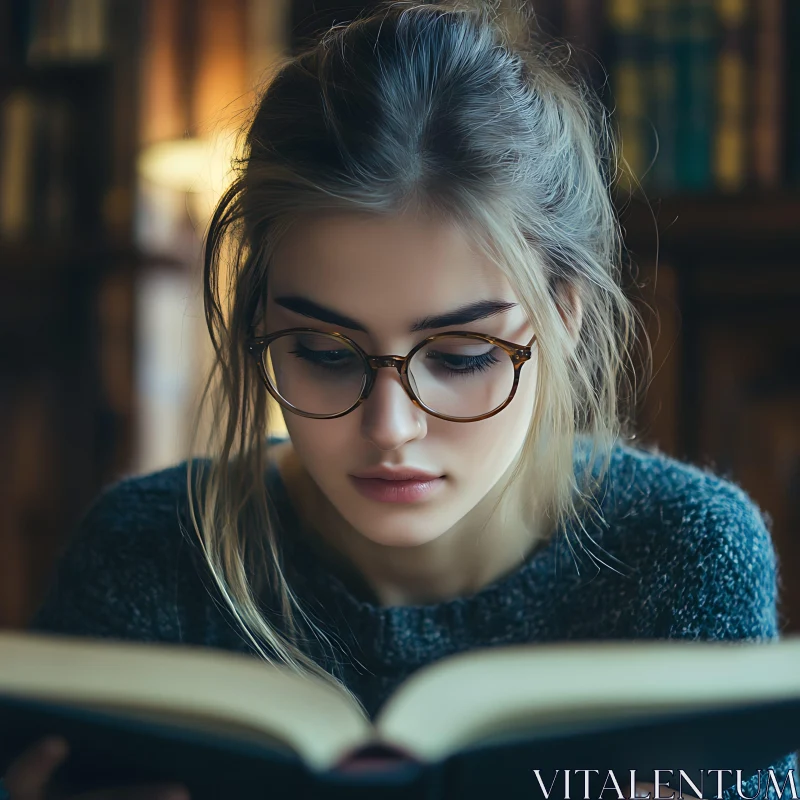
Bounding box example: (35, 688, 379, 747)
(3, 2, 795, 798)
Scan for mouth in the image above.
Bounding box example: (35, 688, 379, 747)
(348, 475, 446, 504)
(350, 468, 442, 481)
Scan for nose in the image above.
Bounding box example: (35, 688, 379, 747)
(358, 367, 426, 450)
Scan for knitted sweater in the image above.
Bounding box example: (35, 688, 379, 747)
(28, 439, 797, 798)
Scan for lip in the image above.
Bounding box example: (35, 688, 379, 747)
(350, 467, 443, 481)
(349, 475, 446, 504)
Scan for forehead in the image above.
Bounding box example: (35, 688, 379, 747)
(266, 211, 515, 313)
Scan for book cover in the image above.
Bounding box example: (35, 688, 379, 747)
(1, 633, 799, 800)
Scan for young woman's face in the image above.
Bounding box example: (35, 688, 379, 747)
(264, 210, 539, 548)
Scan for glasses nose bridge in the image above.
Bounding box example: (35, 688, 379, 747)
(367, 354, 407, 372)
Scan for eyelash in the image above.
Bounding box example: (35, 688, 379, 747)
(424, 350, 500, 377)
(289, 345, 501, 377)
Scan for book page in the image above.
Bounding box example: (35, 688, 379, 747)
(0, 632, 374, 771)
(375, 637, 800, 762)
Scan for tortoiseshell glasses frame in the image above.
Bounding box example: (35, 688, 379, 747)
(245, 327, 537, 423)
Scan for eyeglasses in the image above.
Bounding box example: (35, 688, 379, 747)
(246, 327, 536, 423)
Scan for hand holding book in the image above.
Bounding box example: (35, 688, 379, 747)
(0, 737, 190, 800)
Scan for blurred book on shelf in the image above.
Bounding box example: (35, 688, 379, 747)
(541, 0, 800, 637)
(1, 0, 292, 629)
(0, 0, 140, 629)
(548, 0, 798, 195)
(2, 0, 109, 64)
(0, 90, 74, 241)
(0, 0, 115, 251)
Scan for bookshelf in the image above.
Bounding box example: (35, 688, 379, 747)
(546, 0, 800, 632)
(0, 1, 143, 626)
(621, 192, 800, 255)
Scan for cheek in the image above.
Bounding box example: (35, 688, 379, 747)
(456, 361, 536, 473)
(282, 416, 355, 466)
(483, 352, 537, 434)
(430, 396, 532, 481)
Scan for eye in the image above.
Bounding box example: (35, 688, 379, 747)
(429, 350, 500, 374)
(414, 340, 503, 378)
(291, 343, 354, 363)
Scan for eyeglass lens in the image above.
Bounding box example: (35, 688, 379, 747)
(262, 332, 516, 419)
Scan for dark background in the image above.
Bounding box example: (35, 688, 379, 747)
(1, 0, 798, 634)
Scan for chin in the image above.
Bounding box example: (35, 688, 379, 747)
(350, 521, 446, 549)
(341, 501, 454, 548)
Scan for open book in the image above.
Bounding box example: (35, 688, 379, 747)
(1, 632, 799, 799)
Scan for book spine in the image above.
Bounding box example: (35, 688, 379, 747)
(751, 0, 784, 188)
(333, 742, 421, 774)
(606, 0, 648, 191)
(322, 743, 437, 798)
(4, 0, 35, 65)
(27, 0, 61, 62)
(562, 0, 605, 85)
(30, 96, 52, 238)
(246, 0, 289, 87)
(25, 0, 109, 62)
(562, 0, 595, 49)
(712, 0, 750, 192)
(674, 0, 717, 191)
(43, 98, 74, 238)
(0, 91, 38, 240)
(646, 0, 679, 192)
(71, 0, 109, 59)
(786, 0, 800, 183)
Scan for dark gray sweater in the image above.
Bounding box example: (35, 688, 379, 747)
(28, 438, 798, 798)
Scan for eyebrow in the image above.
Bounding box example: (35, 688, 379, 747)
(272, 296, 518, 333)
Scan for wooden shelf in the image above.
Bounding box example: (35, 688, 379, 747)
(0, 59, 110, 93)
(0, 240, 140, 279)
(618, 192, 800, 260)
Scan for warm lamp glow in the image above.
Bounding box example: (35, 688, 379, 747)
(137, 134, 235, 195)
(137, 131, 238, 226)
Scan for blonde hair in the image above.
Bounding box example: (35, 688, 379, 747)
(185, 0, 651, 718)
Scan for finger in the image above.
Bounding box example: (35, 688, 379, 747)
(4, 737, 69, 799)
(72, 785, 189, 800)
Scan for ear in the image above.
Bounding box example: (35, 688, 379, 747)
(555, 281, 584, 347)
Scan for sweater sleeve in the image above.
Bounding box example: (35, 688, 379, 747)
(27, 467, 193, 642)
(663, 479, 798, 800)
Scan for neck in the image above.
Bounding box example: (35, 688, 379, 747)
(279, 447, 550, 607)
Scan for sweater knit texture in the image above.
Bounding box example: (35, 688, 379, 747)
(28, 438, 797, 798)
